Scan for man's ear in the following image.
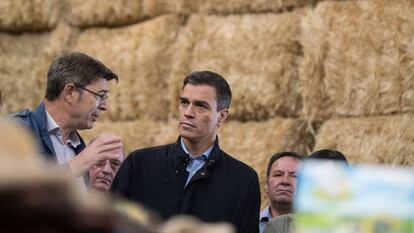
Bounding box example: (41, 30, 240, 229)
(62, 84, 77, 102)
(264, 180, 269, 194)
(217, 109, 229, 127)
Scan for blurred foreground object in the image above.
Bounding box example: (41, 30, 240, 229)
(0, 118, 41, 182)
(0, 118, 154, 233)
(295, 161, 414, 233)
(159, 216, 235, 233)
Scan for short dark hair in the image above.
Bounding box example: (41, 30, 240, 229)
(45, 52, 118, 101)
(266, 151, 304, 178)
(183, 71, 232, 111)
(307, 149, 348, 164)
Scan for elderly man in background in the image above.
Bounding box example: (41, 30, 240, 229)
(88, 141, 125, 192)
(13, 52, 122, 190)
(260, 151, 304, 233)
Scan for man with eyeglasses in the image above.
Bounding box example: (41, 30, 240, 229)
(13, 52, 122, 190)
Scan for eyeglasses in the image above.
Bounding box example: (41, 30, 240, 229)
(75, 85, 109, 102)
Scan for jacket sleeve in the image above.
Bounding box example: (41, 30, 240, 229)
(111, 154, 133, 198)
(239, 171, 261, 233)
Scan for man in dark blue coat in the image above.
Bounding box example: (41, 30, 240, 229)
(112, 71, 261, 233)
(13, 52, 123, 189)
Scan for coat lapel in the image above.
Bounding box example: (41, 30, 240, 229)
(33, 103, 56, 159)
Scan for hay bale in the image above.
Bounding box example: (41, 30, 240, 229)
(219, 118, 314, 208)
(300, 0, 414, 121)
(74, 14, 182, 121)
(314, 114, 414, 167)
(65, 0, 321, 27)
(80, 118, 178, 155)
(0, 0, 60, 32)
(169, 12, 306, 121)
(141, 0, 182, 18)
(0, 23, 72, 115)
(145, 0, 320, 16)
(66, 0, 143, 28)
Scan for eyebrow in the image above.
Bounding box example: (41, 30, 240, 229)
(180, 97, 188, 102)
(180, 97, 210, 106)
(194, 100, 209, 107)
(274, 170, 297, 174)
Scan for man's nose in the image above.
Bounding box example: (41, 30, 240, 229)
(98, 99, 108, 111)
(184, 104, 195, 118)
(102, 161, 112, 174)
(280, 173, 291, 184)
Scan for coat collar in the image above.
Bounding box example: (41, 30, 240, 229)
(33, 102, 86, 157)
(170, 136, 221, 172)
(33, 102, 56, 157)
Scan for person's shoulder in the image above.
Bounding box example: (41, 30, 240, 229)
(220, 150, 258, 177)
(265, 214, 292, 233)
(11, 109, 33, 121)
(269, 214, 294, 226)
(11, 109, 34, 127)
(12, 109, 32, 117)
(265, 215, 293, 233)
(128, 143, 173, 159)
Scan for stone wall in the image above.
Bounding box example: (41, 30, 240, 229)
(1, 0, 413, 208)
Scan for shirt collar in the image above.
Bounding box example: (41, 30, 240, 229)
(180, 137, 213, 159)
(45, 110, 81, 147)
(260, 204, 273, 222)
(45, 110, 59, 132)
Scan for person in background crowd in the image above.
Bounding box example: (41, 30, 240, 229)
(112, 71, 261, 233)
(13, 52, 122, 190)
(259, 151, 304, 233)
(89, 139, 125, 192)
(264, 149, 349, 233)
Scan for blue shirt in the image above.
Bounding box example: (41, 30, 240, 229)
(259, 205, 273, 233)
(180, 138, 213, 187)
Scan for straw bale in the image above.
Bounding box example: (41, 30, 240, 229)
(300, 0, 414, 121)
(79, 118, 178, 155)
(0, 23, 72, 115)
(219, 118, 314, 208)
(314, 114, 414, 167)
(66, 0, 143, 28)
(144, 0, 320, 16)
(74, 15, 182, 121)
(140, 0, 182, 18)
(66, 0, 321, 26)
(169, 12, 305, 121)
(0, 0, 60, 32)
